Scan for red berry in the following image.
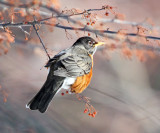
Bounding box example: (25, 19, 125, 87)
(105, 12, 109, 16)
(87, 22, 90, 25)
(88, 33, 90, 36)
(61, 92, 64, 96)
(84, 109, 88, 113)
(66, 91, 69, 94)
(91, 114, 95, 117)
(88, 113, 91, 116)
(93, 111, 97, 115)
(91, 22, 95, 25)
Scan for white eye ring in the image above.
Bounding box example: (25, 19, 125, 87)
(88, 41, 93, 45)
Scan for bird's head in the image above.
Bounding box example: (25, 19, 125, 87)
(73, 36, 105, 55)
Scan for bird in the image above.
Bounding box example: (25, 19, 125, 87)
(26, 36, 104, 113)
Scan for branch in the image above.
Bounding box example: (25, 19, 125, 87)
(1, 19, 160, 54)
(1, 1, 159, 30)
(1, 0, 160, 56)
(32, 24, 51, 59)
(5, 7, 160, 33)
(61, 7, 105, 17)
(1, 1, 160, 37)
(52, 23, 160, 41)
(0, 1, 105, 17)
(0, 1, 77, 24)
(0, 0, 160, 40)
(102, 37, 160, 54)
(1, 20, 160, 41)
(0, 1, 33, 8)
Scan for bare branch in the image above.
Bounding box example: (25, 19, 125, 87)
(32, 24, 51, 59)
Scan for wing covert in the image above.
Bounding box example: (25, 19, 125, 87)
(54, 54, 92, 77)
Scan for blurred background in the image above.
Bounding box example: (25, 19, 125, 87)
(0, 0, 160, 133)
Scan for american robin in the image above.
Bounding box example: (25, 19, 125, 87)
(26, 36, 104, 113)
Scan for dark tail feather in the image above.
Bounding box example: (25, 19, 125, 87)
(26, 76, 65, 113)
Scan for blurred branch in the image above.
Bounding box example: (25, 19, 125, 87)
(1, 1, 159, 30)
(1, 20, 160, 54)
(0, 20, 160, 41)
(88, 86, 127, 104)
(0, 1, 34, 8)
(7, 5, 159, 32)
(0, 0, 160, 55)
(97, 18, 160, 31)
(51, 23, 160, 41)
(0, 1, 106, 17)
(88, 86, 160, 124)
(0, 0, 160, 42)
(0, 1, 78, 24)
(0, 1, 159, 27)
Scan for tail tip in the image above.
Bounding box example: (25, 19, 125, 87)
(26, 104, 30, 109)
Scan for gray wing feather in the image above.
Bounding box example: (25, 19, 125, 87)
(47, 47, 92, 78)
(54, 55, 92, 77)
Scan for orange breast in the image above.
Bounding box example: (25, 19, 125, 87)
(71, 67, 92, 93)
(71, 54, 93, 93)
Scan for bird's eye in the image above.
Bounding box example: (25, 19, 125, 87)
(88, 41, 93, 45)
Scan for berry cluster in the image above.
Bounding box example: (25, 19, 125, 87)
(83, 108, 97, 118)
(61, 90, 69, 96)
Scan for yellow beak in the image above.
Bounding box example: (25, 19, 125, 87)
(95, 42, 105, 46)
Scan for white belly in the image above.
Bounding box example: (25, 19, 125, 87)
(61, 77, 76, 89)
(57, 77, 76, 94)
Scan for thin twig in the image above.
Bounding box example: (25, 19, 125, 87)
(32, 24, 51, 59)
